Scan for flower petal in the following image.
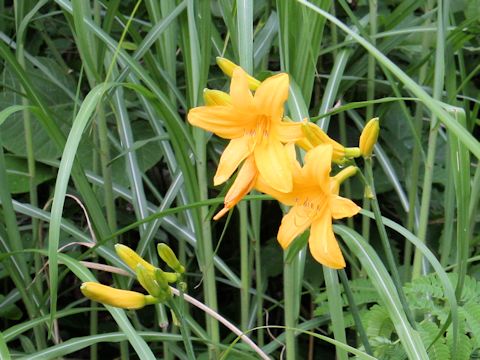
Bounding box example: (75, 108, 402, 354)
(213, 156, 257, 220)
(254, 139, 292, 193)
(231, 67, 254, 110)
(188, 106, 251, 139)
(276, 122, 304, 142)
(277, 205, 315, 249)
(214, 137, 251, 185)
(255, 173, 297, 205)
(309, 212, 346, 269)
(330, 195, 361, 219)
(253, 73, 289, 119)
(304, 144, 332, 190)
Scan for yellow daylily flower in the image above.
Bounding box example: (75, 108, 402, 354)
(188, 67, 303, 194)
(256, 145, 361, 269)
(80, 282, 156, 309)
(202, 88, 258, 220)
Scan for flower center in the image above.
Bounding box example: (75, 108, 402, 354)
(295, 195, 328, 219)
(245, 114, 271, 147)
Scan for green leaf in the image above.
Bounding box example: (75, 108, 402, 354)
(0, 294, 22, 321)
(4, 155, 54, 194)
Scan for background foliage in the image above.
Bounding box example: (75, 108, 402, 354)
(0, 0, 479, 359)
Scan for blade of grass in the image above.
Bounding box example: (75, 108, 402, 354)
(335, 225, 429, 360)
(47, 82, 116, 330)
(0, 332, 10, 360)
(323, 268, 348, 360)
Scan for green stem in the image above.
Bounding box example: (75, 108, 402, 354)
(89, 301, 98, 360)
(365, 160, 416, 328)
(338, 270, 372, 355)
(14, 2, 46, 349)
(366, 0, 377, 120)
(239, 202, 250, 331)
(96, 105, 117, 231)
(194, 128, 220, 356)
(169, 296, 196, 360)
(251, 200, 264, 346)
(284, 257, 297, 359)
(404, 0, 433, 277)
(412, 0, 446, 280)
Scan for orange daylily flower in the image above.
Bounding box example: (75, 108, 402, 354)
(188, 67, 303, 195)
(256, 144, 361, 269)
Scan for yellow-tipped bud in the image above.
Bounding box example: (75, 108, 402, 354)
(216, 57, 261, 90)
(299, 122, 348, 163)
(80, 282, 156, 309)
(136, 265, 162, 298)
(203, 89, 232, 106)
(330, 166, 358, 194)
(157, 243, 185, 274)
(359, 118, 380, 158)
(115, 244, 156, 278)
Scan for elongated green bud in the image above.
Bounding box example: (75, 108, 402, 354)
(115, 244, 156, 277)
(136, 264, 162, 298)
(216, 57, 261, 90)
(359, 118, 380, 158)
(80, 282, 156, 309)
(157, 268, 179, 283)
(154, 269, 172, 301)
(157, 243, 185, 274)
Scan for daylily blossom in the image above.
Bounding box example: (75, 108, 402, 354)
(256, 144, 361, 268)
(201, 88, 259, 220)
(188, 65, 304, 216)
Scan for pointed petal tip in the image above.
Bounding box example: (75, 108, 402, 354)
(213, 174, 228, 186)
(213, 207, 230, 221)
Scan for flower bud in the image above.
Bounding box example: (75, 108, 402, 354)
(136, 264, 162, 298)
(115, 244, 156, 278)
(216, 57, 261, 90)
(157, 268, 179, 283)
(80, 282, 156, 309)
(157, 243, 185, 274)
(203, 89, 232, 106)
(299, 122, 358, 163)
(154, 269, 173, 302)
(359, 118, 380, 158)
